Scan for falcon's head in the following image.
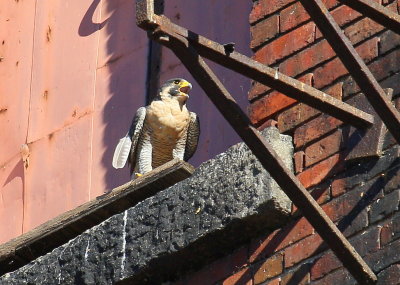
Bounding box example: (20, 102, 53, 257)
(158, 78, 192, 104)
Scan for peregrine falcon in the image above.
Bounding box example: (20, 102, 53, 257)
(112, 78, 200, 177)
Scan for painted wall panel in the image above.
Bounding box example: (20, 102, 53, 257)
(0, 156, 24, 244)
(160, 0, 252, 166)
(0, 1, 35, 165)
(27, 0, 100, 143)
(90, 0, 148, 196)
(23, 117, 92, 231)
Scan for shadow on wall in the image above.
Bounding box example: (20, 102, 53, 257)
(79, 0, 148, 191)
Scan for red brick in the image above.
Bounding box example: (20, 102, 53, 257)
(185, 246, 248, 285)
(294, 151, 305, 173)
(281, 264, 310, 285)
(369, 48, 400, 81)
(377, 264, 400, 285)
(313, 37, 379, 89)
(297, 153, 344, 188)
(253, 254, 283, 284)
(344, 18, 384, 45)
(380, 225, 393, 247)
(258, 119, 278, 130)
(248, 82, 271, 101)
(312, 268, 354, 285)
(250, 0, 295, 24)
(249, 217, 314, 263)
(253, 23, 315, 66)
(294, 114, 343, 148)
(284, 234, 324, 268)
(248, 74, 313, 125)
(304, 129, 343, 167)
(222, 267, 253, 285)
(265, 278, 280, 285)
(251, 15, 280, 49)
(311, 251, 341, 280)
(315, 5, 363, 39)
(277, 82, 342, 133)
(331, 177, 347, 197)
(280, 2, 309, 33)
(279, 40, 335, 77)
(292, 185, 331, 214)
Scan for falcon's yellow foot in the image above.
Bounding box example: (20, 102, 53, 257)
(135, 173, 143, 177)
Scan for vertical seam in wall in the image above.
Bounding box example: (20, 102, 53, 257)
(22, 0, 38, 234)
(88, 0, 104, 201)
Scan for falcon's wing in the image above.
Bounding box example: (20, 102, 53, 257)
(184, 112, 200, 161)
(112, 107, 146, 169)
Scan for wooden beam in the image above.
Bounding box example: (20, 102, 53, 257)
(0, 159, 194, 275)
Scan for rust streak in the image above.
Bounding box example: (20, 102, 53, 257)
(0, 108, 7, 114)
(46, 26, 52, 42)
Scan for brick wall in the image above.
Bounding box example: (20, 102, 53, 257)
(172, 0, 400, 284)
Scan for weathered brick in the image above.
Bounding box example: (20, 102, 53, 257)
(253, 254, 283, 284)
(250, 0, 295, 24)
(297, 153, 344, 188)
(248, 81, 271, 101)
(251, 15, 280, 49)
(294, 151, 305, 173)
(312, 267, 355, 285)
(331, 177, 346, 197)
(383, 165, 400, 194)
(315, 5, 362, 39)
(310, 251, 341, 280)
(281, 263, 310, 285)
(284, 234, 324, 268)
(279, 39, 335, 77)
(294, 114, 343, 148)
(265, 277, 280, 285)
(344, 17, 384, 44)
(369, 189, 400, 223)
(376, 264, 400, 285)
(280, 2, 309, 33)
(222, 267, 253, 285)
(313, 37, 379, 89)
(380, 225, 393, 247)
(366, 238, 400, 272)
(249, 217, 314, 263)
(304, 130, 343, 167)
(253, 22, 315, 66)
(277, 82, 342, 133)
(184, 246, 248, 285)
(249, 73, 313, 125)
(292, 184, 331, 213)
(379, 30, 400, 54)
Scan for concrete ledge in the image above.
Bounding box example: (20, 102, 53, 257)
(0, 127, 293, 284)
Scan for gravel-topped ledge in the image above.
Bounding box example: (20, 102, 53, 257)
(0, 127, 293, 285)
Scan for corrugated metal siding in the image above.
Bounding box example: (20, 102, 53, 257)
(0, 0, 251, 244)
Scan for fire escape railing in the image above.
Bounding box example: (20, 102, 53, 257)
(135, 1, 400, 284)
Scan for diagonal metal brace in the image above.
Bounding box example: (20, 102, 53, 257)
(149, 29, 377, 285)
(300, 0, 400, 145)
(339, 0, 400, 34)
(151, 15, 374, 130)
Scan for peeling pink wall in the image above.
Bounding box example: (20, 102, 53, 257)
(0, 0, 251, 244)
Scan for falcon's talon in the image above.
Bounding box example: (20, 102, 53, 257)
(135, 173, 143, 177)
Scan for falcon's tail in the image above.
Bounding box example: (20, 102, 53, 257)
(112, 133, 132, 169)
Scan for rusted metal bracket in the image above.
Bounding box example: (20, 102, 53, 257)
(152, 15, 374, 130)
(339, 0, 400, 34)
(300, 0, 400, 145)
(345, 89, 393, 161)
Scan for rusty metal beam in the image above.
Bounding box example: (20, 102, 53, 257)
(300, 0, 400, 144)
(150, 16, 374, 129)
(339, 0, 400, 34)
(150, 30, 377, 285)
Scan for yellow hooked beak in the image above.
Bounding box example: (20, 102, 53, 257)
(178, 81, 192, 97)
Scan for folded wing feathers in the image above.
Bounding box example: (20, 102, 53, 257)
(112, 134, 132, 169)
(112, 107, 147, 169)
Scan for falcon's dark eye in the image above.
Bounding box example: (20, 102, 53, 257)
(174, 80, 180, 84)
